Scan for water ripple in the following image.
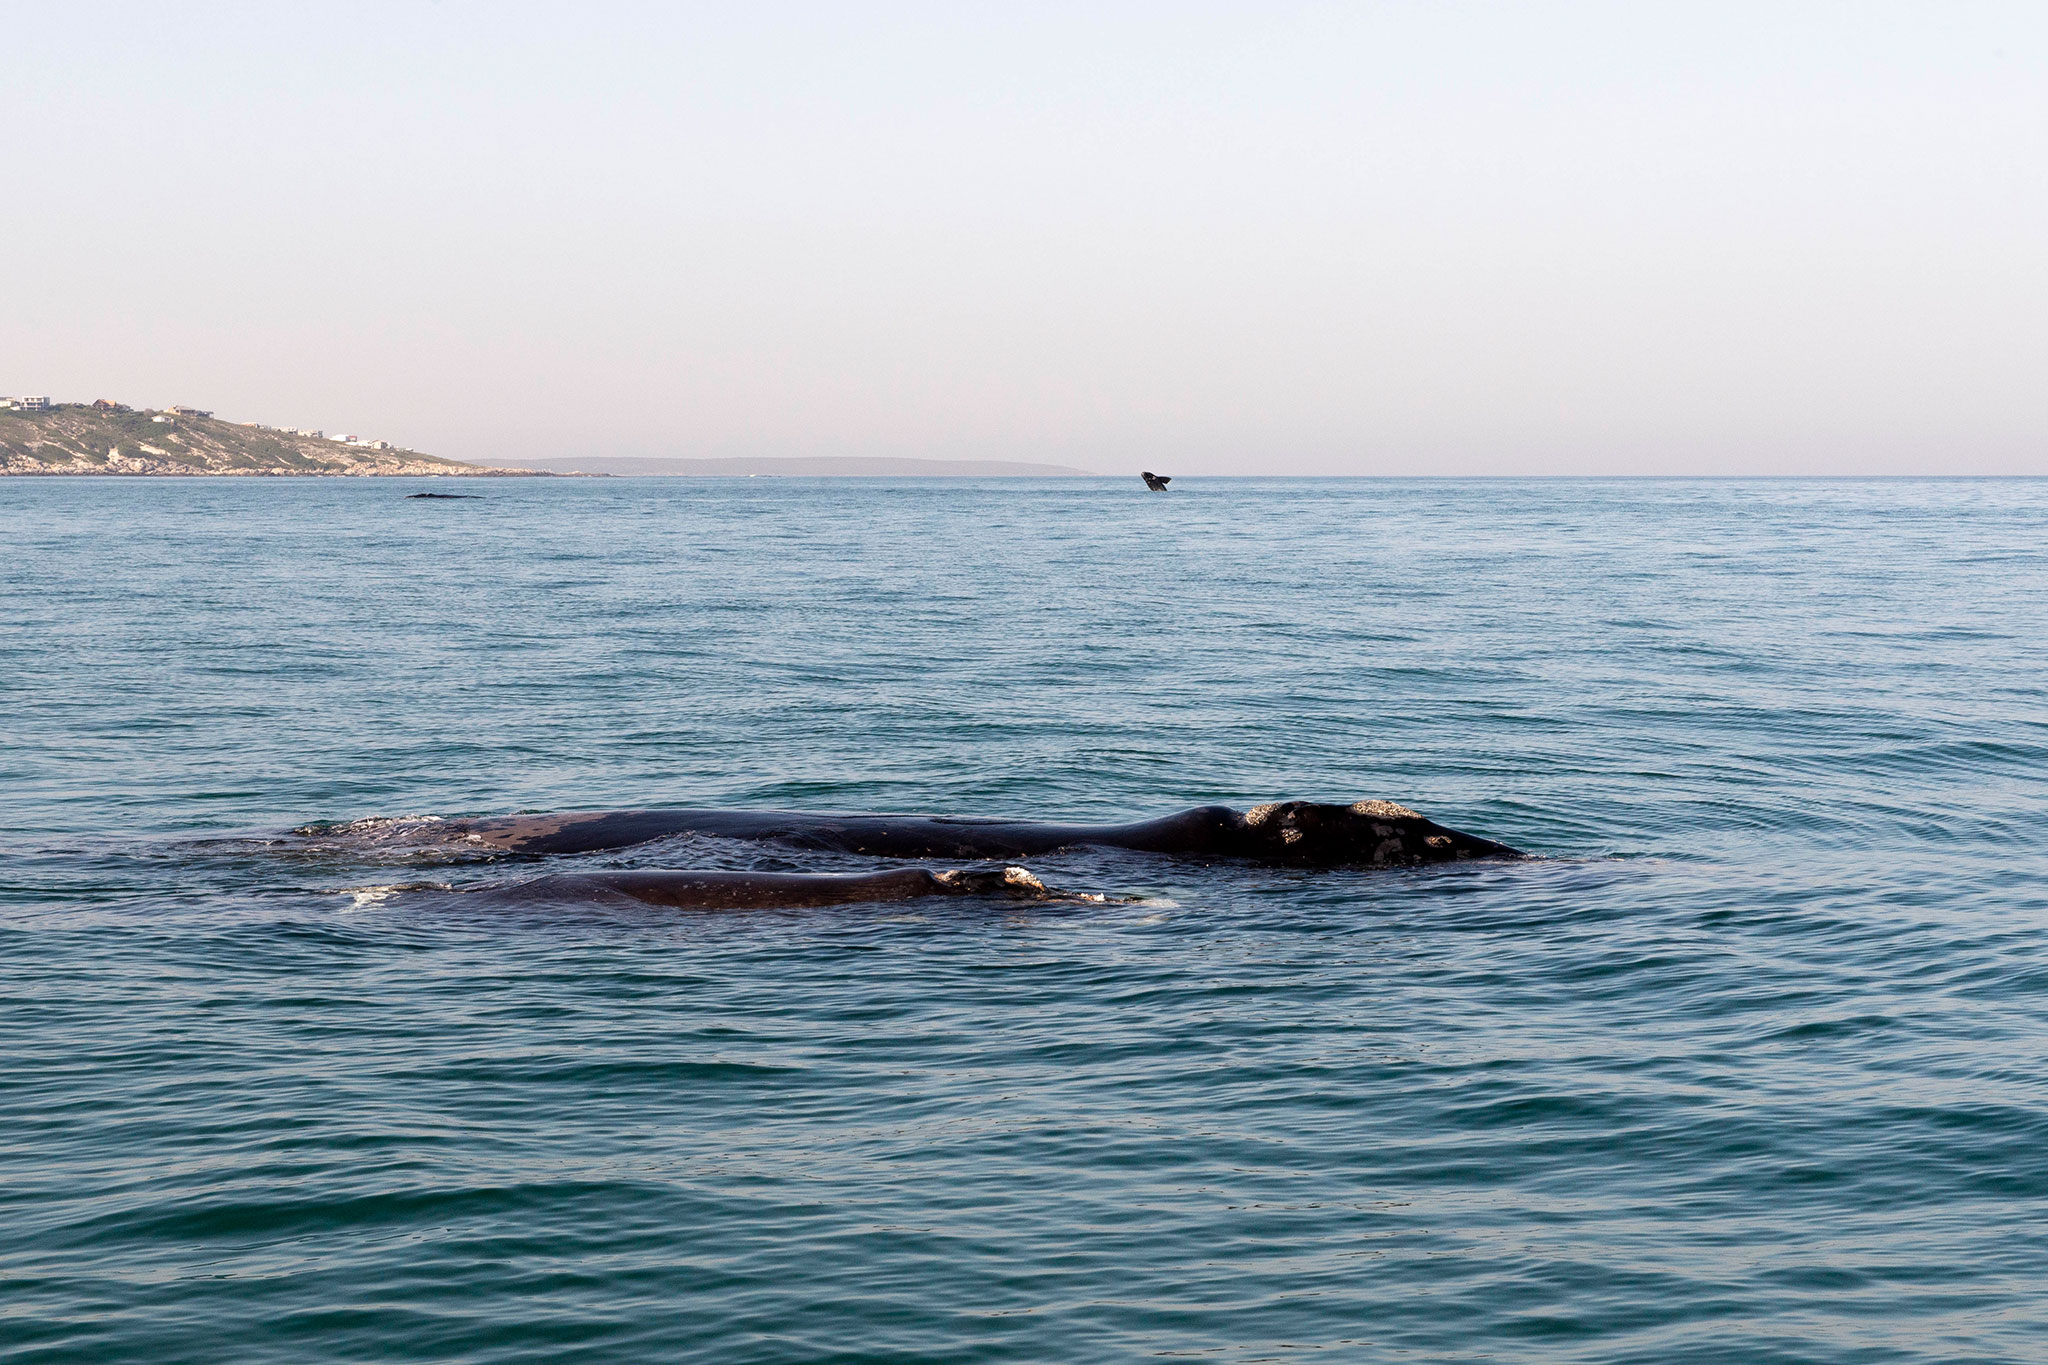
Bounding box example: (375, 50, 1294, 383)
(3, 477, 2047, 1362)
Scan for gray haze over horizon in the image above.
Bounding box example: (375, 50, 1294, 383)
(6, 3, 2045, 476)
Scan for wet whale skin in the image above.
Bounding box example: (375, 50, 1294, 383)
(407, 800, 1524, 867)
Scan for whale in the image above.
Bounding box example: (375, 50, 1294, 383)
(477, 863, 1083, 910)
(329, 799, 1523, 867)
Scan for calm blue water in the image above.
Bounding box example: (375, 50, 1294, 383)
(4, 476, 2047, 1363)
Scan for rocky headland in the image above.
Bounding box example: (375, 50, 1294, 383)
(0, 402, 532, 477)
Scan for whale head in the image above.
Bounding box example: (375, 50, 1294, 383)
(1237, 800, 1522, 866)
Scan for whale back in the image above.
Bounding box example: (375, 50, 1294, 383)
(305, 800, 1523, 867)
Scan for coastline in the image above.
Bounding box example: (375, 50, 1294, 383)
(0, 465, 545, 477)
(0, 403, 533, 477)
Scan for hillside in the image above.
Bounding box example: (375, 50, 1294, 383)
(0, 404, 530, 476)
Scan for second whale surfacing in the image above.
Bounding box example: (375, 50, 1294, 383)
(483, 864, 1084, 911)
(347, 799, 1523, 867)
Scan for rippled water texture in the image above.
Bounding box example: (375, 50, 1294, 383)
(4, 476, 2046, 1363)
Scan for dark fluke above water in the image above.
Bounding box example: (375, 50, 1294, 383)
(475, 864, 1099, 910)
(324, 799, 1524, 867)
(1142, 470, 1171, 490)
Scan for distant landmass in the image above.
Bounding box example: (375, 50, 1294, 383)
(0, 401, 530, 477)
(492, 456, 1100, 477)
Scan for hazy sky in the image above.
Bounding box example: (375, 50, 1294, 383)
(6, 2, 2044, 474)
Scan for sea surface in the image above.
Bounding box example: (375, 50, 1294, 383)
(3, 475, 2046, 1364)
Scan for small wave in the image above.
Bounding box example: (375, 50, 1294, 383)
(339, 881, 453, 910)
(287, 815, 499, 864)
(294, 814, 489, 847)
(296, 814, 448, 837)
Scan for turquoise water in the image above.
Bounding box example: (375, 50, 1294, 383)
(3, 476, 2046, 1363)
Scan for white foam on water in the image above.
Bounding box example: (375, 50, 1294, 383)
(340, 881, 451, 910)
(299, 814, 449, 838)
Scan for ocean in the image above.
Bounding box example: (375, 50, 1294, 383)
(3, 475, 2045, 1363)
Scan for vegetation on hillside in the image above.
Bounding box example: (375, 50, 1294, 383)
(0, 404, 531, 476)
